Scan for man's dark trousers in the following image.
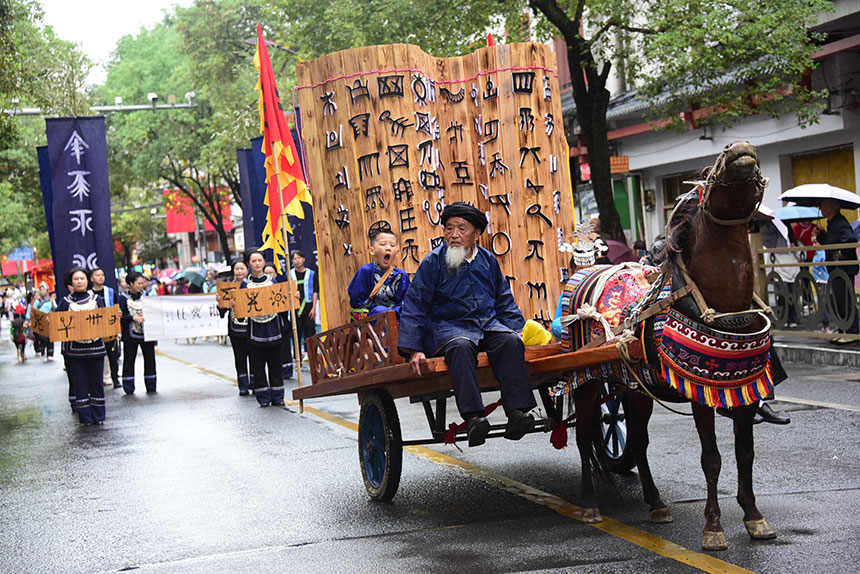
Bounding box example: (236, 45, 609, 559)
(442, 331, 537, 417)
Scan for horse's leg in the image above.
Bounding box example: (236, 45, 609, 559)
(574, 380, 602, 523)
(733, 402, 777, 540)
(625, 392, 672, 523)
(691, 402, 727, 551)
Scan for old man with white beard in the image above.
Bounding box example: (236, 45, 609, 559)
(398, 202, 537, 447)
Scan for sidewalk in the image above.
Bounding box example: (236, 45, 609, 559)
(774, 335, 860, 368)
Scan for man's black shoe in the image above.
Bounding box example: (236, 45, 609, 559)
(504, 410, 535, 440)
(758, 402, 790, 425)
(239, 390, 250, 396)
(467, 416, 490, 447)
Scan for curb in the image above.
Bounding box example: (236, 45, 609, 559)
(774, 340, 860, 368)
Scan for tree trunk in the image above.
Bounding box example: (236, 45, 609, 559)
(580, 84, 625, 242)
(122, 243, 133, 268)
(216, 225, 232, 261)
(530, 0, 628, 244)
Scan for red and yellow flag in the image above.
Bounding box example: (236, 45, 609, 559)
(254, 22, 311, 271)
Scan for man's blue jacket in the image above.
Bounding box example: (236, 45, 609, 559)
(398, 244, 525, 355)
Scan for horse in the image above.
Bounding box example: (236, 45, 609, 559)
(560, 140, 776, 551)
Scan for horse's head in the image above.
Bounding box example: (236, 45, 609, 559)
(699, 140, 768, 226)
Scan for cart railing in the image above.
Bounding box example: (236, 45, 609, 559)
(306, 311, 404, 385)
(753, 240, 860, 340)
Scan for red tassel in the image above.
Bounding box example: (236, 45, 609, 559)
(444, 421, 463, 444)
(487, 33, 494, 47)
(443, 400, 502, 445)
(550, 422, 568, 450)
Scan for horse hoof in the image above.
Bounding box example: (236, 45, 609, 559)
(744, 518, 777, 540)
(581, 508, 603, 523)
(702, 530, 728, 551)
(650, 506, 673, 524)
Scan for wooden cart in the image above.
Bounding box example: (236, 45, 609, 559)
(293, 312, 637, 501)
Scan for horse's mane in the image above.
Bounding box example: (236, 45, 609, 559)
(655, 190, 700, 268)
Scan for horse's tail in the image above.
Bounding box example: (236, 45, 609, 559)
(571, 391, 617, 488)
(589, 420, 617, 488)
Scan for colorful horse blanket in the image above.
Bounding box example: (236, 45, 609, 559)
(553, 264, 665, 396)
(554, 264, 774, 408)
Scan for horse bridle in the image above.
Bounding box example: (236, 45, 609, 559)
(696, 163, 769, 227)
(662, 166, 771, 330)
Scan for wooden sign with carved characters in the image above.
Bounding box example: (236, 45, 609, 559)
(295, 42, 575, 329)
(33, 305, 122, 343)
(216, 281, 240, 309)
(233, 281, 302, 319)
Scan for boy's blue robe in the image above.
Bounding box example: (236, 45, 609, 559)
(398, 244, 525, 355)
(347, 263, 410, 315)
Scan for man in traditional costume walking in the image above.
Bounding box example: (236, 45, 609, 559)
(398, 202, 537, 447)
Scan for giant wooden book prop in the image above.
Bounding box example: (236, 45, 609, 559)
(30, 305, 122, 342)
(295, 42, 575, 329)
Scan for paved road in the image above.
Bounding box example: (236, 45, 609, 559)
(1, 335, 858, 573)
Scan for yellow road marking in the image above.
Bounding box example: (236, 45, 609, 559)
(160, 349, 753, 574)
(156, 349, 238, 386)
(775, 396, 860, 412)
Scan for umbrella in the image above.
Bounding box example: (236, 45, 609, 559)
(172, 267, 202, 280)
(182, 271, 206, 288)
(605, 239, 639, 264)
(773, 205, 823, 222)
(778, 184, 860, 209)
(157, 267, 179, 279)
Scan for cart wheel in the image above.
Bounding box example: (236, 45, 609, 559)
(599, 383, 635, 473)
(358, 390, 402, 501)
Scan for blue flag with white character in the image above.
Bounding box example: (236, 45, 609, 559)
(45, 117, 116, 298)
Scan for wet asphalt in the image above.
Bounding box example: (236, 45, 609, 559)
(1, 331, 859, 573)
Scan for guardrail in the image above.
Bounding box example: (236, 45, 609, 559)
(754, 240, 860, 341)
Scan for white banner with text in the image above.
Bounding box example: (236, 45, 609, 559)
(141, 294, 227, 342)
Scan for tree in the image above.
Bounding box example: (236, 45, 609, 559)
(274, 0, 525, 59)
(528, 0, 831, 241)
(111, 188, 175, 268)
(0, 0, 91, 258)
(101, 17, 237, 259)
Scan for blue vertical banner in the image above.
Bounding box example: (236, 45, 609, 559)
(45, 117, 116, 298)
(236, 147, 256, 252)
(36, 146, 57, 284)
(248, 133, 317, 271)
(249, 135, 269, 249)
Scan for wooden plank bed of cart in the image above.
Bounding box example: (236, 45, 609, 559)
(293, 311, 636, 500)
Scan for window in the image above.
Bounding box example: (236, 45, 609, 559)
(661, 171, 700, 223)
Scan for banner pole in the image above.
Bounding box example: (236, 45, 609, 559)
(270, 140, 304, 413)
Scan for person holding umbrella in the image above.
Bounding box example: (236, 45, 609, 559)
(818, 198, 859, 342)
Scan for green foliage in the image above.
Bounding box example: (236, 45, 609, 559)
(111, 191, 174, 268)
(0, 0, 90, 258)
(99, 4, 263, 258)
(274, 0, 525, 59)
(528, 0, 832, 128)
(634, 0, 832, 127)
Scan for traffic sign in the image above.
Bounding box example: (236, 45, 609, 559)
(7, 246, 34, 262)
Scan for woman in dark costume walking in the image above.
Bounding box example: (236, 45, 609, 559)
(219, 258, 254, 396)
(240, 250, 285, 407)
(58, 267, 107, 425)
